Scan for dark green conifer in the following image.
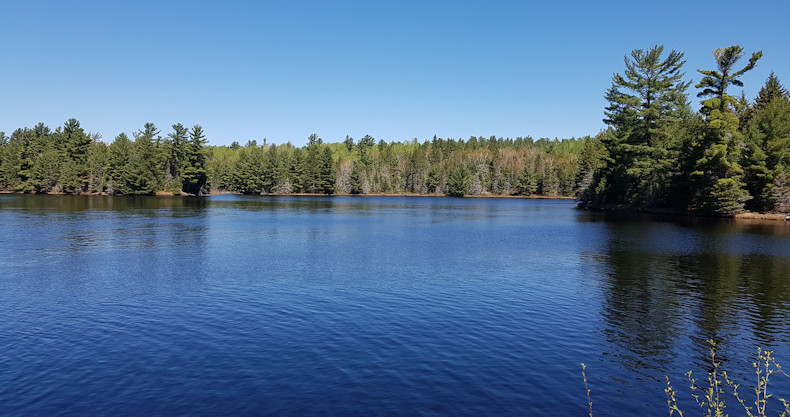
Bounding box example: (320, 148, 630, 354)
(691, 46, 762, 214)
(592, 45, 690, 207)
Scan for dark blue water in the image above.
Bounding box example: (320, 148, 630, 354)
(2, 195, 790, 416)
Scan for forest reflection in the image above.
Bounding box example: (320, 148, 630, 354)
(583, 213, 790, 378)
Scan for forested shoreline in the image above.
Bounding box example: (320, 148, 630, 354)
(1, 44, 787, 215)
(579, 45, 790, 215)
(0, 122, 586, 199)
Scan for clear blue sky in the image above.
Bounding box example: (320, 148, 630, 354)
(1, 0, 788, 147)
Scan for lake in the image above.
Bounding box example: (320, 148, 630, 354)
(1, 194, 790, 416)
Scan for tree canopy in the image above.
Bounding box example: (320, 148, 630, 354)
(2, 44, 786, 216)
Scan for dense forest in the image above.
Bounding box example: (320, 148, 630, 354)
(1, 44, 787, 215)
(579, 45, 790, 215)
(0, 123, 585, 199)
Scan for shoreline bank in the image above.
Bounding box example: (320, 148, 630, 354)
(578, 203, 790, 222)
(0, 189, 575, 200)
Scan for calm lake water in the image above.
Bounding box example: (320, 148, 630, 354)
(1, 195, 790, 416)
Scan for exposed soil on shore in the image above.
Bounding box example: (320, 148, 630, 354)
(734, 212, 790, 222)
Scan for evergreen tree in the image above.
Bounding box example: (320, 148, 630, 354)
(350, 161, 364, 194)
(165, 123, 188, 189)
(289, 148, 305, 193)
(574, 134, 607, 196)
(514, 164, 537, 195)
(233, 145, 265, 194)
(128, 123, 161, 195)
(743, 74, 790, 211)
(358, 135, 375, 166)
(303, 134, 324, 193)
(446, 165, 470, 197)
(261, 144, 278, 193)
(182, 125, 208, 195)
(319, 146, 335, 194)
(0, 132, 23, 191)
(24, 123, 60, 193)
(696, 46, 762, 117)
(108, 133, 134, 194)
(30, 149, 61, 193)
(691, 46, 762, 214)
(592, 46, 690, 207)
(85, 141, 109, 193)
(754, 72, 786, 110)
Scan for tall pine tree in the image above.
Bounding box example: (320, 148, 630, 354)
(182, 125, 208, 195)
(691, 46, 762, 214)
(587, 46, 690, 208)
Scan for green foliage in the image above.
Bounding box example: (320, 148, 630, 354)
(165, 123, 188, 183)
(699, 177, 751, 215)
(687, 46, 763, 214)
(5, 50, 782, 209)
(182, 125, 208, 195)
(127, 123, 161, 195)
(578, 44, 790, 215)
(349, 161, 364, 195)
(755, 72, 790, 110)
(697, 46, 763, 116)
(232, 145, 266, 194)
(446, 165, 470, 197)
(514, 164, 537, 195)
(62, 118, 92, 192)
(30, 149, 62, 193)
(85, 142, 109, 193)
(358, 134, 375, 166)
(742, 77, 790, 212)
(591, 45, 691, 208)
(108, 133, 134, 195)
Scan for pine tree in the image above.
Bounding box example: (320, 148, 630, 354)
(182, 125, 208, 195)
(232, 145, 265, 194)
(592, 46, 690, 207)
(85, 141, 109, 193)
(743, 74, 790, 211)
(691, 46, 762, 214)
(319, 146, 335, 194)
(166, 123, 188, 185)
(350, 161, 364, 194)
(286, 148, 302, 193)
(446, 165, 470, 197)
(514, 164, 537, 195)
(108, 133, 134, 194)
(128, 123, 161, 195)
(358, 135, 375, 166)
(60, 118, 92, 193)
(754, 72, 789, 110)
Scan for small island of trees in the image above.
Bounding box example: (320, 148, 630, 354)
(1, 44, 788, 216)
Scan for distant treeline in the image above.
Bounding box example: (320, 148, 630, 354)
(2, 44, 787, 213)
(0, 121, 210, 196)
(0, 122, 586, 198)
(211, 134, 583, 197)
(578, 45, 790, 215)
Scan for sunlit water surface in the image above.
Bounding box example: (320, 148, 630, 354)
(1, 195, 790, 416)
